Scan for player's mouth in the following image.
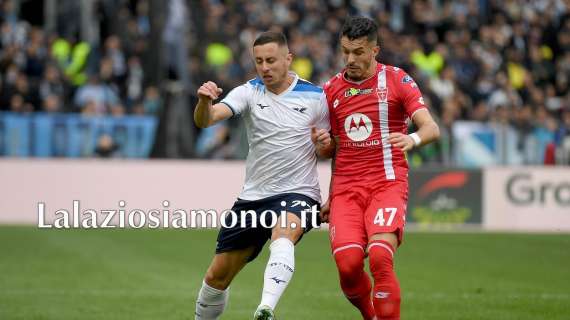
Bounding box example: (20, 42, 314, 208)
(262, 75, 273, 81)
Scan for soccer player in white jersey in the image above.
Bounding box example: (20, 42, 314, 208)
(193, 31, 330, 320)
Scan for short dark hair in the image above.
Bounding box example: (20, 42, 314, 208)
(341, 16, 378, 43)
(253, 31, 288, 48)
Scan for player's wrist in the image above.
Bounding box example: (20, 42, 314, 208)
(197, 96, 211, 105)
(408, 132, 421, 147)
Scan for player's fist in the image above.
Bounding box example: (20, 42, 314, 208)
(319, 199, 330, 223)
(388, 132, 415, 152)
(197, 81, 223, 102)
(311, 127, 331, 148)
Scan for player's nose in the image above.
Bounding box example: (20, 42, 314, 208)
(347, 53, 356, 64)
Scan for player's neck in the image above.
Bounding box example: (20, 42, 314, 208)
(266, 73, 295, 95)
(364, 62, 379, 79)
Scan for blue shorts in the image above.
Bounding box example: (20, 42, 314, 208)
(215, 193, 320, 262)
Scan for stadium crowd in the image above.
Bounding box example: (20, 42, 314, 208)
(0, 0, 161, 117)
(0, 0, 569, 163)
(192, 0, 569, 164)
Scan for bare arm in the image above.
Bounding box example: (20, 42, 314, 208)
(388, 109, 440, 152)
(319, 136, 338, 223)
(410, 109, 440, 146)
(193, 81, 234, 128)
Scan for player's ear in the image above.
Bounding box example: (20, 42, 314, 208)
(372, 44, 380, 57)
(285, 52, 293, 66)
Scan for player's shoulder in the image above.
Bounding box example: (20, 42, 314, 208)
(286, 77, 322, 103)
(243, 77, 265, 92)
(292, 78, 322, 94)
(384, 65, 412, 80)
(384, 64, 407, 77)
(323, 72, 344, 91)
(384, 64, 418, 90)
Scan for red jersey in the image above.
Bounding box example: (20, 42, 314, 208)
(324, 63, 427, 182)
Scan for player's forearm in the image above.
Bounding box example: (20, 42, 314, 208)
(194, 98, 214, 128)
(412, 120, 440, 147)
(328, 157, 335, 199)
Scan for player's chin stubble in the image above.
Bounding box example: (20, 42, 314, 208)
(346, 69, 362, 81)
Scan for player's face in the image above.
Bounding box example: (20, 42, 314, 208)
(253, 43, 292, 88)
(340, 36, 379, 81)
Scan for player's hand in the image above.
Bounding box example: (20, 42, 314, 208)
(197, 81, 223, 102)
(319, 199, 330, 223)
(311, 128, 331, 148)
(388, 132, 415, 152)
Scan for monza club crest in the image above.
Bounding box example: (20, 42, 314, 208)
(377, 88, 388, 102)
(344, 113, 373, 141)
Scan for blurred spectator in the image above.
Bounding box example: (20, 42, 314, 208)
(24, 28, 47, 79)
(74, 75, 119, 115)
(141, 86, 161, 115)
(555, 109, 570, 164)
(51, 35, 91, 86)
(534, 106, 558, 163)
(1, 0, 18, 27)
(555, 108, 570, 146)
(430, 66, 456, 102)
(3, 72, 40, 110)
(9, 94, 32, 112)
(110, 103, 126, 117)
(95, 134, 119, 158)
(103, 35, 126, 81)
(42, 94, 62, 113)
(39, 64, 66, 102)
(125, 56, 144, 106)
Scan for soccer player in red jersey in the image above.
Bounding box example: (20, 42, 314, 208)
(313, 16, 440, 320)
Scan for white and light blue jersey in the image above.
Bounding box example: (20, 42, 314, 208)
(220, 72, 330, 202)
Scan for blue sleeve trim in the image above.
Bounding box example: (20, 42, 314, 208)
(248, 77, 264, 86)
(293, 82, 323, 93)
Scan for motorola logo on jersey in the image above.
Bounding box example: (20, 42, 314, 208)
(344, 113, 373, 141)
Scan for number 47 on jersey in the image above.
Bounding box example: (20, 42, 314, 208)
(374, 208, 398, 226)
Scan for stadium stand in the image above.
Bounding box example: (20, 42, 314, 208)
(0, 0, 568, 164)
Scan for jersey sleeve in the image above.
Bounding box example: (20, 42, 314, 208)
(220, 84, 250, 117)
(397, 71, 427, 118)
(323, 88, 339, 136)
(314, 92, 331, 131)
